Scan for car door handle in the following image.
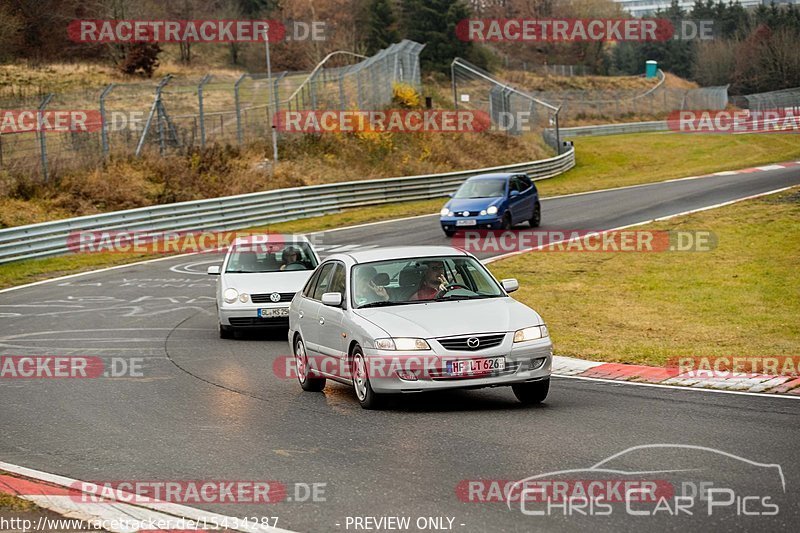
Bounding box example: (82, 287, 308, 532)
(298, 311, 304, 319)
(319, 317, 325, 325)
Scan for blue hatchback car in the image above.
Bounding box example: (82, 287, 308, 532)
(439, 173, 541, 237)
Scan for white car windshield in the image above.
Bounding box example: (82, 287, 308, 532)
(225, 242, 318, 273)
(352, 256, 505, 308)
(453, 179, 505, 199)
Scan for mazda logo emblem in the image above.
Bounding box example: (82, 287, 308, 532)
(467, 337, 480, 348)
(269, 292, 281, 302)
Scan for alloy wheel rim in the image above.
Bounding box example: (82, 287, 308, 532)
(296, 340, 307, 382)
(354, 355, 367, 401)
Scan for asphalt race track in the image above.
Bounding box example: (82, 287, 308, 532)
(1, 168, 799, 532)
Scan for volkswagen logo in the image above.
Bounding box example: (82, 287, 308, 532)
(269, 292, 281, 302)
(466, 337, 480, 349)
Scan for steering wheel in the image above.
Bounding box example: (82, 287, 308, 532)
(434, 283, 468, 299)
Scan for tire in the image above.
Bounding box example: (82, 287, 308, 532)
(529, 201, 541, 228)
(500, 213, 512, 230)
(443, 229, 456, 237)
(219, 324, 234, 339)
(351, 345, 383, 409)
(295, 336, 326, 392)
(512, 379, 549, 405)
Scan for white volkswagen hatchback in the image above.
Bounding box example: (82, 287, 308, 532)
(208, 235, 320, 338)
(288, 246, 552, 409)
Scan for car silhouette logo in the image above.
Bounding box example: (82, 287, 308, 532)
(467, 337, 480, 348)
(270, 292, 281, 302)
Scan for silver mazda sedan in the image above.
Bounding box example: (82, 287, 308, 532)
(287, 246, 552, 409)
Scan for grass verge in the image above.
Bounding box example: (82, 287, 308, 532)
(538, 133, 800, 197)
(487, 188, 800, 366)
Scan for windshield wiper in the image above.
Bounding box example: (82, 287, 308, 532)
(358, 300, 402, 308)
(434, 294, 499, 301)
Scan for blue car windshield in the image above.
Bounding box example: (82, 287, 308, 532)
(453, 179, 505, 199)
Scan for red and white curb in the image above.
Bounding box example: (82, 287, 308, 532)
(0, 462, 294, 533)
(553, 355, 800, 397)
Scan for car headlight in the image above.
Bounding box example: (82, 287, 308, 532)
(487, 205, 498, 215)
(480, 209, 487, 215)
(223, 288, 238, 304)
(238, 293, 249, 303)
(440, 207, 450, 217)
(375, 338, 431, 351)
(513, 325, 549, 342)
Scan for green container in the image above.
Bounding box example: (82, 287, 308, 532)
(645, 60, 658, 78)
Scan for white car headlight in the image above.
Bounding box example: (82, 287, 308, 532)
(487, 205, 498, 215)
(223, 288, 238, 304)
(480, 210, 487, 215)
(440, 207, 450, 216)
(375, 338, 431, 351)
(238, 293, 249, 303)
(513, 325, 549, 342)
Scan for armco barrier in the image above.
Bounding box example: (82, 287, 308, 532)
(543, 121, 667, 145)
(0, 147, 575, 264)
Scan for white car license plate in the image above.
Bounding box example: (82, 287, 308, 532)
(259, 307, 289, 318)
(456, 219, 477, 226)
(447, 357, 505, 376)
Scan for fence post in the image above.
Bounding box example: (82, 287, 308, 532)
(451, 59, 459, 110)
(136, 75, 172, 157)
(234, 73, 248, 145)
(197, 74, 212, 149)
(99, 83, 115, 159)
(37, 94, 54, 182)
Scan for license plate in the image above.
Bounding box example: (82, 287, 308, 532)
(456, 219, 477, 226)
(258, 307, 289, 318)
(446, 357, 505, 376)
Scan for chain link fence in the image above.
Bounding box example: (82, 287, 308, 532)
(0, 40, 423, 181)
(451, 58, 564, 150)
(733, 87, 800, 112)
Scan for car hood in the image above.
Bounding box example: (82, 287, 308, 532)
(221, 271, 312, 294)
(446, 197, 502, 212)
(354, 297, 543, 338)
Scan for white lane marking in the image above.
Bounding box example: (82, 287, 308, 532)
(553, 374, 800, 400)
(483, 185, 796, 264)
(756, 165, 786, 171)
(0, 461, 296, 533)
(713, 171, 738, 176)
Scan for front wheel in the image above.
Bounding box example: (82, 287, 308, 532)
(512, 379, 549, 405)
(500, 213, 512, 230)
(352, 346, 384, 410)
(295, 337, 326, 392)
(443, 229, 456, 238)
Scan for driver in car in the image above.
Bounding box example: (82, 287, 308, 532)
(279, 246, 303, 271)
(411, 260, 448, 301)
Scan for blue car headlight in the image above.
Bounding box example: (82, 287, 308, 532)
(487, 205, 498, 215)
(440, 207, 451, 217)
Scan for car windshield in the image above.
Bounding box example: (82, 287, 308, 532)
(225, 241, 318, 273)
(352, 256, 505, 308)
(453, 179, 505, 199)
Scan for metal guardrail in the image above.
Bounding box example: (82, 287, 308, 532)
(0, 147, 575, 264)
(543, 121, 667, 144)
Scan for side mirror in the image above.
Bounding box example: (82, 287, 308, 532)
(321, 292, 343, 307)
(510, 190, 520, 198)
(501, 278, 519, 293)
(447, 192, 454, 198)
(207, 266, 221, 275)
